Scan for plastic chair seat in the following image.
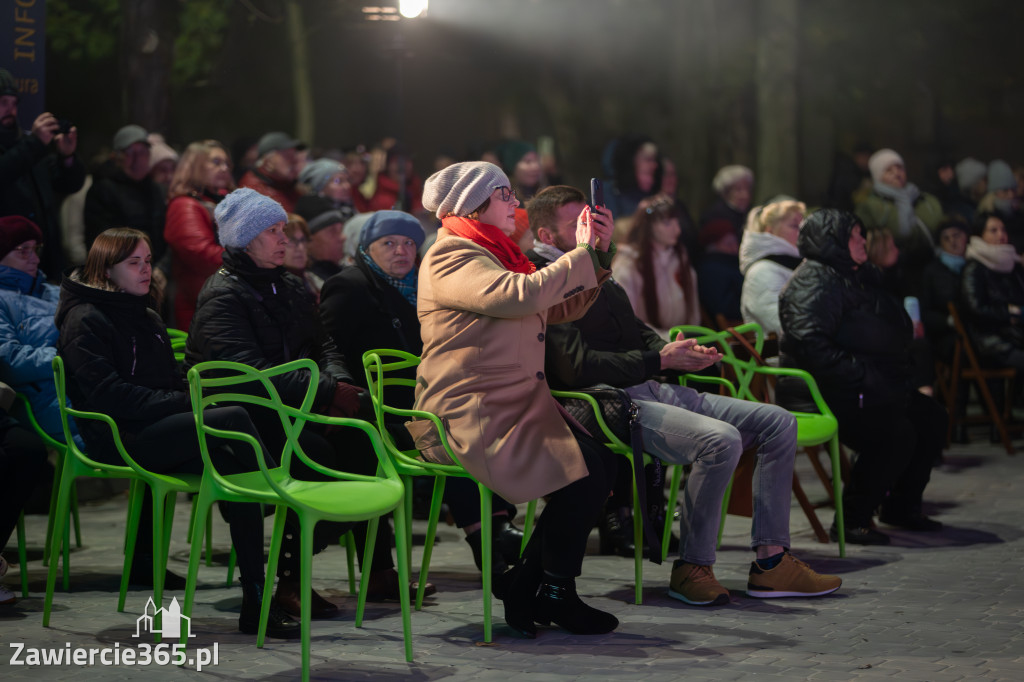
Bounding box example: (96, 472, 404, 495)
(794, 413, 839, 445)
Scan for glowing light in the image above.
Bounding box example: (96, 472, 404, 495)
(399, 0, 428, 19)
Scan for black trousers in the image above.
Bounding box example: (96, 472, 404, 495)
(90, 407, 270, 585)
(832, 391, 948, 527)
(0, 424, 49, 550)
(519, 428, 616, 577)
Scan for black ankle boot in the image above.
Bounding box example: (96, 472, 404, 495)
(500, 551, 543, 638)
(128, 554, 186, 591)
(598, 506, 636, 557)
(493, 517, 525, 566)
(533, 576, 618, 635)
(239, 581, 301, 639)
(465, 529, 510, 598)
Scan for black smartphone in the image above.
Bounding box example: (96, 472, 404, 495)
(590, 178, 604, 213)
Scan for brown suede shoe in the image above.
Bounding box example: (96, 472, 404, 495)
(364, 567, 436, 602)
(274, 578, 340, 619)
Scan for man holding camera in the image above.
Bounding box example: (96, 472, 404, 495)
(0, 68, 85, 278)
(526, 185, 841, 607)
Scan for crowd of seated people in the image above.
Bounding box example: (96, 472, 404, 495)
(3, 71, 1023, 640)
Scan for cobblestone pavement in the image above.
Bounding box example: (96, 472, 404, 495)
(3, 434, 1023, 681)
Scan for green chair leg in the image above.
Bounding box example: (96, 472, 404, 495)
(414, 476, 446, 610)
(119, 482, 145, 612)
(662, 465, 684, 562)
(257, 506, 288, 649)
(226, 546, 237, 587)
(42, 455, 63, 567)
(70, 484, 82, 548)
(16, 513, 29, 597)
(479, 485, 493, 643)
(43, 457, 76, 627)
(391, 500, 414, 662)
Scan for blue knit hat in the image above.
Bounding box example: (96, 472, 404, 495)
(988, 159, 1016, 193)
(299, 158, 346, 195)
(359, 210, 425, 249)
(215, 188, 288, 249)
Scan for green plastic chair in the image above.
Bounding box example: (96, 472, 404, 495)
(44, 356, 202, 633)
(185, 358, 410, 681)
(671, 322, 846, 557)
(13, 393, 82, 570)
(167, 327, 187, 363)
(362, 349, 535, 643)
(549, 388, 668, 605)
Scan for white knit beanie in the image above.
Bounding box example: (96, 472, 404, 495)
(215, 188, 288, 249)
(711, 165, 754, 195)
(868, 149, 904, 184)
(422, 161, 510, 220)
(955, 157, 987, 192)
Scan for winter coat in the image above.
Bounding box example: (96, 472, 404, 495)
(0, 265, 80, 443)
(238, 169, 301, 213)
(164, 194, 224, 330)
(739, 231, 802, 336)
(414, 232, 607, 504)
(699, 199, 748, 242)
(54, 272, 187, 460)
(368, 172, 424, 215)
(319, 257, 421, 392)
(778, 209, 913, 410)
(919, 257, 962, 359)
(184, 249, 353, 413)
(695, 251, 744, 323)
(527, 249, 666, 390)
(83, 160, 167, 263)
(854, 189, 943, 266)
(960, 259, 1024, 360)
(0, 131, 86, 277)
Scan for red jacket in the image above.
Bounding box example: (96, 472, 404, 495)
(164, 195, 223, 330)
(239, 169, 301, 213)
(368, 172, 424, 214)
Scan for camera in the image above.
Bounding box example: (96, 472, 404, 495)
(58, 119, 73, 135)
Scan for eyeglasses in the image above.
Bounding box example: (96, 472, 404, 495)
(496, 187, 517, 203)
(11, 243, 43, 258)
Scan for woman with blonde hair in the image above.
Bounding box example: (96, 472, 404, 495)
(612, 197, 700, 338)
(163, 139, 235, 329)
(739, 199, 806, 336)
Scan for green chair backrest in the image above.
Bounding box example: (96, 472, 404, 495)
(362, 348, 470, 477)
(14, 392, 67, 454)
(187, 358, 400, 506)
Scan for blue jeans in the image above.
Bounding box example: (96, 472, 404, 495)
(623, 380, 797, 565)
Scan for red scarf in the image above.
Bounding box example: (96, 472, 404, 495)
(441, 216, 536, 274)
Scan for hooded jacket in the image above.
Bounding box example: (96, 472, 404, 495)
(0, 264, 81, 442)
(54, 272, 186, 458)
(184, 249, 352, 412)
(83, 160, 167, 263)
(778, 209, 913, 409)
(738, 230, 802, 336)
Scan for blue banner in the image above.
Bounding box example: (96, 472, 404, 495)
(1, 0, 46, 128)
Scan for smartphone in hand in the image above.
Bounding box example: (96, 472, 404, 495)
(590, 178, 604, 213)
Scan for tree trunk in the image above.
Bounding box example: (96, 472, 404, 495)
(285, 0, 314, 145)
(755, 0, 800, 202)
(121, 0, 176, 133)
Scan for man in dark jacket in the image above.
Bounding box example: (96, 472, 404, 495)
(779, 208, 947, 545)
(528, 185, 840, 607)
(0, 68, 85, 277)
(83, 125, 167, 265)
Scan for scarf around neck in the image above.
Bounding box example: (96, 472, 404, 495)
(936, 249, 966, 275)
(441, 216, 536, 274)
(966, 236, 1020, 274)
(359, 244, 418, 306)
(873, 181, 922, 239)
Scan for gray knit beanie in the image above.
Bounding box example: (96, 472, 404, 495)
(0, 68, 18, 98)
(215, 188, 288, 249)
(299, 158, 346, 195)
(955, 158, 987, 192)
(422, 161, 510, 219)
(988, 159, 1016, 193)
(360, 210, 425, 249)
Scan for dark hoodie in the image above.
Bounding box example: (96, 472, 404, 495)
(778, 209, 913, 409)
(83, 160, 167, 262)
(54, 271, 186, 460)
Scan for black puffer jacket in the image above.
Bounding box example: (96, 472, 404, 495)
(960, 259, 1024, 358)
(55, 271, 187, 457)
(319, 257, 421, 390)
(184, 249, 352, 411)
(778, 209, 913, 409)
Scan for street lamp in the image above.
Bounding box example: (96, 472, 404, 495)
(399, 0, 428, 19)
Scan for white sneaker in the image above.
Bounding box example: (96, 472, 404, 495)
(0, 583, 15, 605)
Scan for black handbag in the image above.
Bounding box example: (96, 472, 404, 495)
(555, 387, 664, 565)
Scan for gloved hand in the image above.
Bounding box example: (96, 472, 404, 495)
(328, 381, 362, 419)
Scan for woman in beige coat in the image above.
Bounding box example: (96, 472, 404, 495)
(416, 161, 619, 638)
